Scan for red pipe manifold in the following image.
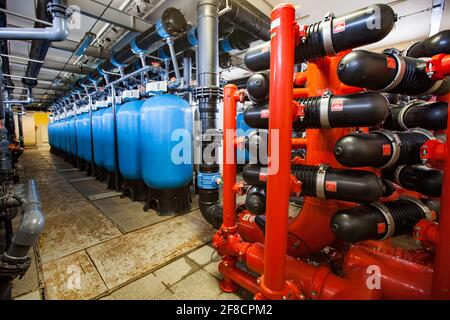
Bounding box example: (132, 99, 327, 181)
(214, 5, 450, 300)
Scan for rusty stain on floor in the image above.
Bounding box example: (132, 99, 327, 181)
(42, 250, 108, 300)
(12, 147, 224, 300)
(86, 213, 215, 289)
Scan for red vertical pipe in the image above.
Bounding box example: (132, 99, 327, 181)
(222, 84, 238, 230)
(432, 94, 450, 299)
(261, 3, 296, 295)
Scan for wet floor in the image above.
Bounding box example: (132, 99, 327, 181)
(12, 145, 241, 300)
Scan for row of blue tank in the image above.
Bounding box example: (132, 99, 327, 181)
(48, 94, 193, 191)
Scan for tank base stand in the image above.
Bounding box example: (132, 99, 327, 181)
(122, 179, 148, 201)
(106, 171, 123, 191)
(143, 185, 192, 216)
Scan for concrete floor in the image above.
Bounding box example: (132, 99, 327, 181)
(11, 146, 243, 300)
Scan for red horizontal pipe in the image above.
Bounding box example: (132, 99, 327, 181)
(293, 88, 309, 98)
(292, 138, 307, 149)
(244, 243, 379, 300)
(218, 262, 260, 294)
(294, 72, 307, 86)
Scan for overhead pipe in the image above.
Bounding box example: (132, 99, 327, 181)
(337, 50, 450, 96)
(405, 30, 450, 58)
(243, 4, 396, 72)
(384, 100, 448, 131)
(0, 0, 13, 92)
(331, 197, 439, 243)
(76, 7, 187, 91)
(334, 129, 434, 168)
(21, 0, 56, 88)
(244, 92, 389, 129)
(0, 0, 69, 41)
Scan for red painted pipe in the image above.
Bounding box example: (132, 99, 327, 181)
(432, 94, 450, 299)
(223, 84, 238, 231)
(261, 3, 296, 296)
(292, 138, 307, 149)
(345, 244, 433, 300)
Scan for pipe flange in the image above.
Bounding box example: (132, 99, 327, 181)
(400, 196, 433, 221)
(393, 165, 406, 186)
(47, 2, 68, 17)
(315, 164, 329, 199)
(379, 54, 406, 93)
(194, 86, 223, 100)
(321, 13, 337, 56)
(407, 127, 434, 140)
(370, 201, 395, 240)
(374, 129, 402, 169)
(319, 92, 333, 128)
(396, 100, 423, 131)
(423, 79, 444, 95)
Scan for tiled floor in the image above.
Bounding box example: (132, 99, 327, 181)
(11, 146, 240, 300)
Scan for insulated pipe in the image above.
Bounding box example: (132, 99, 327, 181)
(383, 165, 443, 197)
(331, 198, 439, 243)
(243, 164, 385, 204)
(243, 4, 396, 72)
(0, 0, 68, 41)
(260, 4, 295, 297)
(17, 112, 24, 147)
(78, 7, 187, 89)
(405, 30, 450, 58)
(384, 101, 448, 131)
(337, 50, 450, 96)
(196, 0, 223, 229)
(2, 180, 45, 260)
(220, 0, 271, 41)
(244, 93, 389, 129)
(0, 0, 13, 92)
(22, 0, 54, 88)
(334, 129, 434, 168)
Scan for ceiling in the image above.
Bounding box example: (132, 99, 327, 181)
(2, 0, 449, 109)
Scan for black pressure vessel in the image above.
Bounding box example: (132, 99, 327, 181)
(337, 50, 449, 96)
(242, 164, 385, 204)
(334, 129, 433, 168)
(383, 101, 448, 131)
(331, 198, 439, 242)
(247, 73, 270, 103)
(383, 165, 443, 197)
(405, 30, 450, 58)
(244, 4, 396, 71)
(244, 93, 389, 129)
(245, 186, 266, 215)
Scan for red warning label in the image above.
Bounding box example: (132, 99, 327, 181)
(386, 57, 396, 69)
(382, 144, 392, 156)
(331, 100, 344, 112)
(259, 173, 267, 182)
(333, 20, 346, 33)
(260, 109, 270, 118)
(325, 181, 337, 193)
(377, 223, 387, 234)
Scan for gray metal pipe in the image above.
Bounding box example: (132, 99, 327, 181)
(197, 0, 219, 88)
(167, 37, 182, 89)
(0, 13, 68, 41)
(5, 180, 45, 259)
